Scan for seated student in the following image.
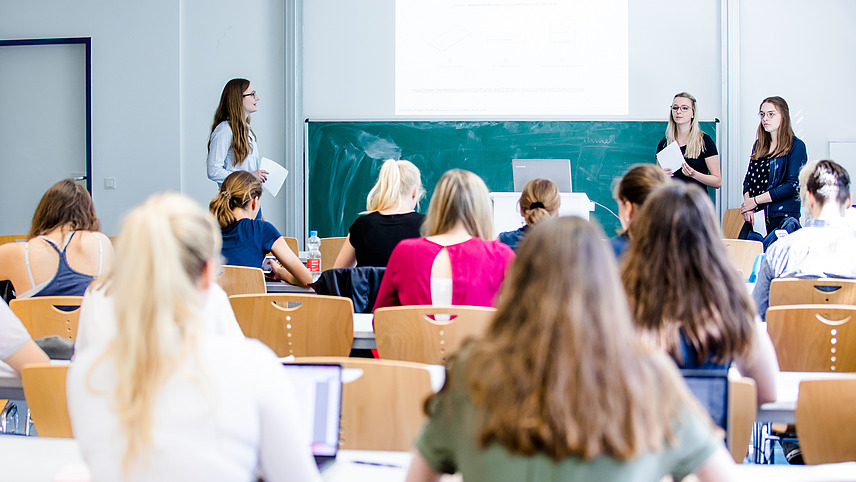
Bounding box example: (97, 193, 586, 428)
(67, 193, 322, 482)
(621, 183, 779, 405)
(334, 159, 426, 268)
(374, 169, 515, 309)
(0, 179, 113, 298)
(753, 160, 856, 319)
(609, 164, 669, 258)
(407, 216, 739, 481)
(0, 299, 49, 375)
(497, 178, 559, 251)
(210, 171, 312, 287)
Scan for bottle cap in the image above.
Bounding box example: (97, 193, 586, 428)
(310, 230, 318, 236)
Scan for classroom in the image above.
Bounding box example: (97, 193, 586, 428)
(2, 0, 856, 480)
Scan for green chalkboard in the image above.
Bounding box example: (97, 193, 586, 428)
(307, 120, 717, 238)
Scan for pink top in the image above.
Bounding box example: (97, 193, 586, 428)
(374, 237, 515, 310)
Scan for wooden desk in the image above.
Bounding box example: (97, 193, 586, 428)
(757, 371, 856, 424)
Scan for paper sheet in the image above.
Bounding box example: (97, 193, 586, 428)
(260, 157, 288, 197)
(656, 141, 685, 173)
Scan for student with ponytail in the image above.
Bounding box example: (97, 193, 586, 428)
(68, 193, 322, 481)
(210, 171, 311, 287)
(497, 178, 560, 251)
(334, 159, 426, 268)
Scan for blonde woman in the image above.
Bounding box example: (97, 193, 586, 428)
(206, 78, 268, 186)
(497, 178, 559, 251)
(333, 159, 426, 268)
(209, 171, 311, 287)
(67, 193, 322, 481)
(374, 169, 514, 309)
(656, 92, 721, 190)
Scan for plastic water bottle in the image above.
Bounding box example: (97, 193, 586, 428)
(307, 230, 322, 282)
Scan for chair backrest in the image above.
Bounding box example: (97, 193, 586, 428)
(722, 208, 744, 239)
(374, 305, 496, 364)
(728, 377, 757, 463)
(769, 278, 856, 307)
(218, 265, 266, 296)
(0, 234, 28, 245)
(229, 294, 354, 357)
(723, 239, 763, 279)
(795, 378, 856, 464)
(281, 236, 299, 256)
(766, 304, 856, 372)
(320, 237, 347, 273)
(21, 364, 73, 438)
(294, 356, 434, 451)
(9, 296, 83, 340)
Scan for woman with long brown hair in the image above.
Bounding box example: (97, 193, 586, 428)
(406, 216, 735, 481)
(609, 164, 669, 257)
(622, 183, 778, 404)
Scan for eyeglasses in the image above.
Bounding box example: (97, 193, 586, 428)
(671, 105, 691, 112)
(759, 111, 777, 119)
(242, 91, 258, 99)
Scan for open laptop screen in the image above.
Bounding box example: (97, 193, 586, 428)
(680, 369, 729, 440)
(281, 363, 343, 459)
(512, 159, 572, 192)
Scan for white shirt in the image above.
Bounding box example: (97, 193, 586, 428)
(0, 300, 32, 375)
(206, 121, 260, 185)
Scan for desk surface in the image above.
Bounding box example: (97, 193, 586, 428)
(757, 371, 856, 424)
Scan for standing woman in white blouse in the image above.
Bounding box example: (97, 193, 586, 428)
(206, 78, 269, 186)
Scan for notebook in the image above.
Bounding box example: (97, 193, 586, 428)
(512, 159, 572, 192)
(680, 369, 729, 441)
(281, 363, 343, 470)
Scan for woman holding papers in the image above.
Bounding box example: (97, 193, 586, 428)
(621, 183, 779, 405)
(67, 193, 323, 482)
(656, 92, 721, 191)
(740, 96, 808, 234)
(210, 171, 312, 287)
(206, 78, 269, 186)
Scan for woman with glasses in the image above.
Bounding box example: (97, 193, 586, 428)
(206, 78, 269, 187)
(740, 96, 808, 234)
(656, 92, 721, 191)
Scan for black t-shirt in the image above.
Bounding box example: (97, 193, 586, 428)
(656, 133, 718, 192)
(348, 211, 425, 267)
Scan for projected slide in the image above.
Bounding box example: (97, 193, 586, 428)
(395, 0, 628, 116)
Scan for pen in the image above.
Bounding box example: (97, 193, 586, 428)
(352, 460, 403, 469)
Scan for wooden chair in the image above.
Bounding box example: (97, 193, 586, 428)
(769, 278, 856, 307)
(722, 208, 744, 239)
(0, 234, 28, 245)
(282, 236, 299, 257)
(728, 377, 757, 463)
(294, 356, 434, 451)
(229, 294, 354, 357)
(795, 378, 856, 464)
(21, 364, 73, 438)
(766, 305, 856, 372)
(218, 265, 266, 297)
(320, 237, 347, 273)
(9, 296, 83, 340)
(374, 305, 496, 364)
(723, 239, 763, 279)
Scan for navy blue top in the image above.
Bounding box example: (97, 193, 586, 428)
(497, 225, 528, 251)
(743, 136, 808, 222)
(221, 218, 281, 269)
(35, 232, 95, 297)
(608, 233, 630, 259)
(674, 331, 730, 371)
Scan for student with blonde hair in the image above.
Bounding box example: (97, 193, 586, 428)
(0, 179, 113, 298)
(656, 92, 721, 190)
(209, 171, 311, 287)
(609, 164, 670, 257)
(374, 169, 514, 309)
(334, 159, 426, 268)
(497, 178, 559, 251)
(67, 193, 322, 481)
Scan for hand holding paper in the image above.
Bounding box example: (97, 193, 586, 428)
(260, 157, 288, 197)
(656, 141, 685, 174)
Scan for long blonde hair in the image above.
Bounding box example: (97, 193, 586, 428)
(454, 217, 696, 460)
(209, 171, 262, 228)
(364, 159, 425, 213)
(422, 169, 494, 239)
(208, 78, 255, 166)
(95, 192, 220, 473)
(665, 92, 706, 159)
(518, 178, 560, 226)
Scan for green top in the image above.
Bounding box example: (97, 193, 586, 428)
(416, 354, 722, 482)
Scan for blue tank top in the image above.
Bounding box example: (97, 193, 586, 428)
(23, 232, 98, 298)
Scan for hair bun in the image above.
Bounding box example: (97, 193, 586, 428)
(528, 202, 545, 210)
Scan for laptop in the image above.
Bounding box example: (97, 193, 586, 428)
(281, 363, 344, 470)
(512, 159, 572, 192)
(680, 369, 729, 441)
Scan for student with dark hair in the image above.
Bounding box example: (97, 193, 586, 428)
(609, 164, 669, 258)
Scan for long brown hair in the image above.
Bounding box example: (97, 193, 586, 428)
(422, 169, 493, 239)
(751, 96, 794, 160)
(208, 78, 256, 165)
(29, 179, 100, 238)
(208, 171, 262, 228)
(622, 183, 756, 366)
(518, 178, 560, 226)
(450, 217, 695, 461)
